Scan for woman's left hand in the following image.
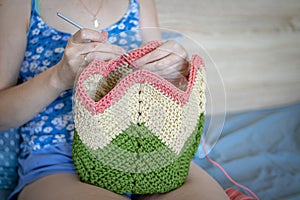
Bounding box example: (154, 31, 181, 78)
(135, 40, 189, 80)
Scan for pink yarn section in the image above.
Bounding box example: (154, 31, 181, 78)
(76, 41, 205, 115)
(225, 188, 255, 200)
(86, 40, 161, 77)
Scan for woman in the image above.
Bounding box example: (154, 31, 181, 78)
(0, 0, 229, 199)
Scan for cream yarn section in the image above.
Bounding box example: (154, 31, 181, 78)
(75, 69, 206, 153)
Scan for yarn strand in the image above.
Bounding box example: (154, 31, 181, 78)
(201, 137, 259, 200)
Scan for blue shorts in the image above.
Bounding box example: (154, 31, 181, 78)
(8, 144, 76, 200)
(8, 144, 136, 200)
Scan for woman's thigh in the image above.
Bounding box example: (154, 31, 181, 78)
(138, 162, 229, 200)
(18, 173, 130, 200)
(18, 163, 229, 200)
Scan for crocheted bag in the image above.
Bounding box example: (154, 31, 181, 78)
(73, 40, 206, 194)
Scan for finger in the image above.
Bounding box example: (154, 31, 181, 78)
(66, 42, 99, 55)
(141, 54, 189, 79)
(135, 47, 171, 67)
(141, 53, 186, 72)
(81, 43, 125, 56)
(162, 40, 188, 59)
(72, 29, 108, 43)
(85, 51, 120, 62)
(65, 42, 125, 61)
(155, 65, 188, 79)
(135, 40, 188, 67)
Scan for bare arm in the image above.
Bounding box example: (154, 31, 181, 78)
(138, 0, 162, 43)
(0, 0, 29, 90)
(0, 1, 123, 130)
(0, 1, 66, 129)
(0, 0, 69, 130)
(0, 0, 38, 129)
(137, 0, 189, 82)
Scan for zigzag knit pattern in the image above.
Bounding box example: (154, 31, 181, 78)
(73, 40, 206, 194)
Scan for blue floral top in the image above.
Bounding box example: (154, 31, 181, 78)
(19, 0, 142, 158)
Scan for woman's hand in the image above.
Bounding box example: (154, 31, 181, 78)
(135, 40, 189, 81)
(53, 29, 125, 90)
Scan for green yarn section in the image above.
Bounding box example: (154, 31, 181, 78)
(73, 113, 204, 194)
(85, 123, 177, 173)
(111, 122, 170, 153)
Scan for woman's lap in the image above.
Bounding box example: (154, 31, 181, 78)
(8, 144, 76, 200)
(18, 162, 229, 200)
(139, 162, 229, 200)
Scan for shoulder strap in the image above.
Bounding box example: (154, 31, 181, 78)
(32, 0, 41, 15)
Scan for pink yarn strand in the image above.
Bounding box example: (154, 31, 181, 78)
(200, 137, 259, 200)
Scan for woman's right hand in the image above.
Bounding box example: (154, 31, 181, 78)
(52, 29, 125, 91)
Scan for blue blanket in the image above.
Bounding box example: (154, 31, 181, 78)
(194, 102, 300, 200)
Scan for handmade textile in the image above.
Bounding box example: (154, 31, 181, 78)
(73, 40, 206, 194)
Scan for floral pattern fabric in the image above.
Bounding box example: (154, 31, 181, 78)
(18, 0, 142, 158)
(0, 129, 20, 190)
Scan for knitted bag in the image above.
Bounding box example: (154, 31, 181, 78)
(73, 40, 206, 194)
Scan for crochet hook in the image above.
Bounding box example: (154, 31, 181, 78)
(56, 12, 130, 58)
(57, 12, 84, 30)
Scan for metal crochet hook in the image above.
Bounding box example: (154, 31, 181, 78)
(57, 12, 131, 60)
(57, 12, 84, 30)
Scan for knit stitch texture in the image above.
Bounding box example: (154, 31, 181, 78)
(73, 40, 206, 194)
